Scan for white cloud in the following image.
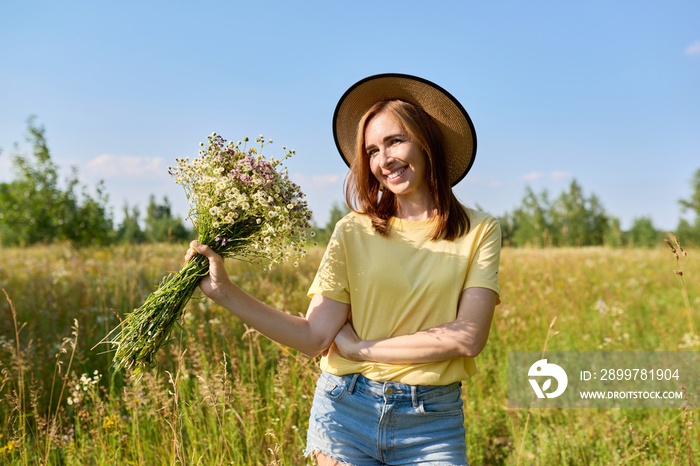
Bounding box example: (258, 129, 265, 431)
(85, 154, 167, 179)
(684, 40, 700, 56)
(522, 172, 544, 182)
(550, 171, 571, 180)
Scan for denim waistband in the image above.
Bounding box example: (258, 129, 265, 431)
(340, 373, 461, 407)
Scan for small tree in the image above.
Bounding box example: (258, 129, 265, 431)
(0, 118, 113, 246)
(144, 195, 189, 243)
(627, 217, 659, 248)
(505, 180, 611, 248)
(509, 187, 553, 247)
(604, 216, 624, 247)
(677, 168, 700, 245)
(117, 202, 146, 244)
(550, 180, 608, 247)
(678, 168, 700, 217)
(675, 219, 698, 246)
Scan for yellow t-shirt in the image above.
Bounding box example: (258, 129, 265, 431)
(307, 208, 501, 385)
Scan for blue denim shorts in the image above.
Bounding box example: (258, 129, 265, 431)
(305, 372, 468, 465)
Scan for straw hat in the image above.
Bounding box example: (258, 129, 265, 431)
(333, 73, 477, 186)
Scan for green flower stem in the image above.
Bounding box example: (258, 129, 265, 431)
(111, 253, 209, 376)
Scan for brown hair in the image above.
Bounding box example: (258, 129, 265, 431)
(344, 99, 470, 240)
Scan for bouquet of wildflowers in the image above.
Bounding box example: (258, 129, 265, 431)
(107, 133, 312, 377)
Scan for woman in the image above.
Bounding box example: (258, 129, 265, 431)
(187, 74, 501, 465)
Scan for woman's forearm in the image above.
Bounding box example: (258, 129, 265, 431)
(211, 282, 325, 356)
(335, 287, 497, 364)
(342, 319, 489, 364)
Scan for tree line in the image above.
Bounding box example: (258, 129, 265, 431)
(1, 120, 699, 248)
(500, 176, 700, 248)
(0, 119, 191, 246)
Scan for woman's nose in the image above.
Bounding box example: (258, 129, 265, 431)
(378, 149, 395, 167)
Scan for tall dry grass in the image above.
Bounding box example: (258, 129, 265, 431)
(0, 241, 697, 465)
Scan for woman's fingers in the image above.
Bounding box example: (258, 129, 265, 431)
(187, 241, 226, 276)
(185, 241, 214, 261)
(184, 241, 202, 261)
(190, 240, 217, 257)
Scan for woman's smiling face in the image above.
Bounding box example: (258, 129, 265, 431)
(364, 111, 430, 204)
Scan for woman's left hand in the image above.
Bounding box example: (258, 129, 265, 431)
(333, 322, 365, 361)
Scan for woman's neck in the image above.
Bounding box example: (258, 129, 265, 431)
(394, 195, 436, 221)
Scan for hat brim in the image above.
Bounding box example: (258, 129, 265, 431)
(333, 73, 477, 186)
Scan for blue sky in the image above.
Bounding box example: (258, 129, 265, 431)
(1, 0, 699, 230)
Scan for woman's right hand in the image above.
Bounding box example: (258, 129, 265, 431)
(185, 240, 232, 301)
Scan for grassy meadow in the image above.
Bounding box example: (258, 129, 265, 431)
(0, 241, 698, 465)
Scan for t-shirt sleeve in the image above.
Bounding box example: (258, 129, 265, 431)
(463, 216, 501, 298)
(307, 222, 351, 304)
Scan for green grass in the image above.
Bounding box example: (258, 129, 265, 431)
(0, 242, 697, 465)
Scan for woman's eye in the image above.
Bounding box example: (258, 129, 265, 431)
(367, 148, 378, 157)
(391, 138, 402, 145)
